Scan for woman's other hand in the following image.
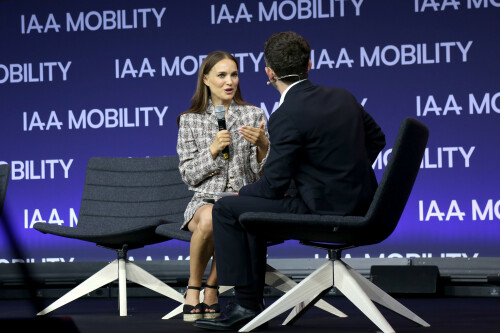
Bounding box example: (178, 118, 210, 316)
(239, 120, 269, 150)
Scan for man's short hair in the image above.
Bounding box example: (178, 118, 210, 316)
(264, 31, 311, 84)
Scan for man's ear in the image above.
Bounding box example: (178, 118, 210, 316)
(265, 67, 273, 80)
(307, 59, 312, 72)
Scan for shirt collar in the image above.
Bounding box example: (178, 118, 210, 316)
(279, 79, 307, 106)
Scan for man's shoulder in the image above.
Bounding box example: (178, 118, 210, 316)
(288, 81, 352, 97)
(283, 83, 352, 106)
(313, 84, 352, 96)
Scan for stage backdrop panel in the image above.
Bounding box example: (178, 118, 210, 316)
(0, 0, 499, 263)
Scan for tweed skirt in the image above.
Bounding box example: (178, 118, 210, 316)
(181, 192, 222, 230)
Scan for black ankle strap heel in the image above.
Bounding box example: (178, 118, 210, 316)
(205, 284, 219, 294)
(183, 286, 204, 322)
(187, 286, 202, 291)
(203, 284, 220, 319)
(184, 285, 202, 297)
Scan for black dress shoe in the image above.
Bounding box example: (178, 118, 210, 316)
(193, 302, 265, 331)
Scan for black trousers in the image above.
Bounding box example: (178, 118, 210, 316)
(212, 195, 308, 309)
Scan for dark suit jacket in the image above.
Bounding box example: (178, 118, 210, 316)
(239, 80, 386, 216)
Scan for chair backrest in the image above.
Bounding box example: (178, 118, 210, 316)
(79, 156, 192, 243)
(360, 117, 429, 244)
(0, 164, 10, 216)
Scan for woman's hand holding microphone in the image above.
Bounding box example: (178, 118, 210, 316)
(210, 130, 231, 160)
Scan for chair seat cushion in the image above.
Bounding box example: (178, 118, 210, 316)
(33, 218, 169, 249)
(155, 222, 192, 242)
(239, 212, 379, 246)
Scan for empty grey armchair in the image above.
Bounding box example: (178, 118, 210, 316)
(33, 156, 192, 316)
(237, 118, 431, 333)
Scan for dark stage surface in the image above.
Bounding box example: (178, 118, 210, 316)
(0, 296, 498, 333)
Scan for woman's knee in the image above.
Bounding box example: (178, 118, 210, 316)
(196, 210, 214, 237)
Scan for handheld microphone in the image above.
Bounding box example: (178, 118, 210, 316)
(214, 105, 229, 159)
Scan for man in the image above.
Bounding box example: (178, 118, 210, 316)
(194, 31, 385, 330)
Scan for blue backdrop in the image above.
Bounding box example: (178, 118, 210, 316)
(1, 0, 499, 263)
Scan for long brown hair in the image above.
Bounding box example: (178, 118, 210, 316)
(176, 50, 250, 127)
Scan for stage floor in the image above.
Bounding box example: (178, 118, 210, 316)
(1, 296, 499, 332)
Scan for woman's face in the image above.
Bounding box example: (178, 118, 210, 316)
(203, 58, 239, 108)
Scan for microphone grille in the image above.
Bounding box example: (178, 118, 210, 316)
(214, 105, 225, 120)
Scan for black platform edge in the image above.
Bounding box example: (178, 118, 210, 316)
(1, 258, 499, 299)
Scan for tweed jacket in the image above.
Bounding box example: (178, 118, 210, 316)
(177, 99, 269, 228)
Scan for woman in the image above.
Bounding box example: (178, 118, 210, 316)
(176, 50, 270, 322)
